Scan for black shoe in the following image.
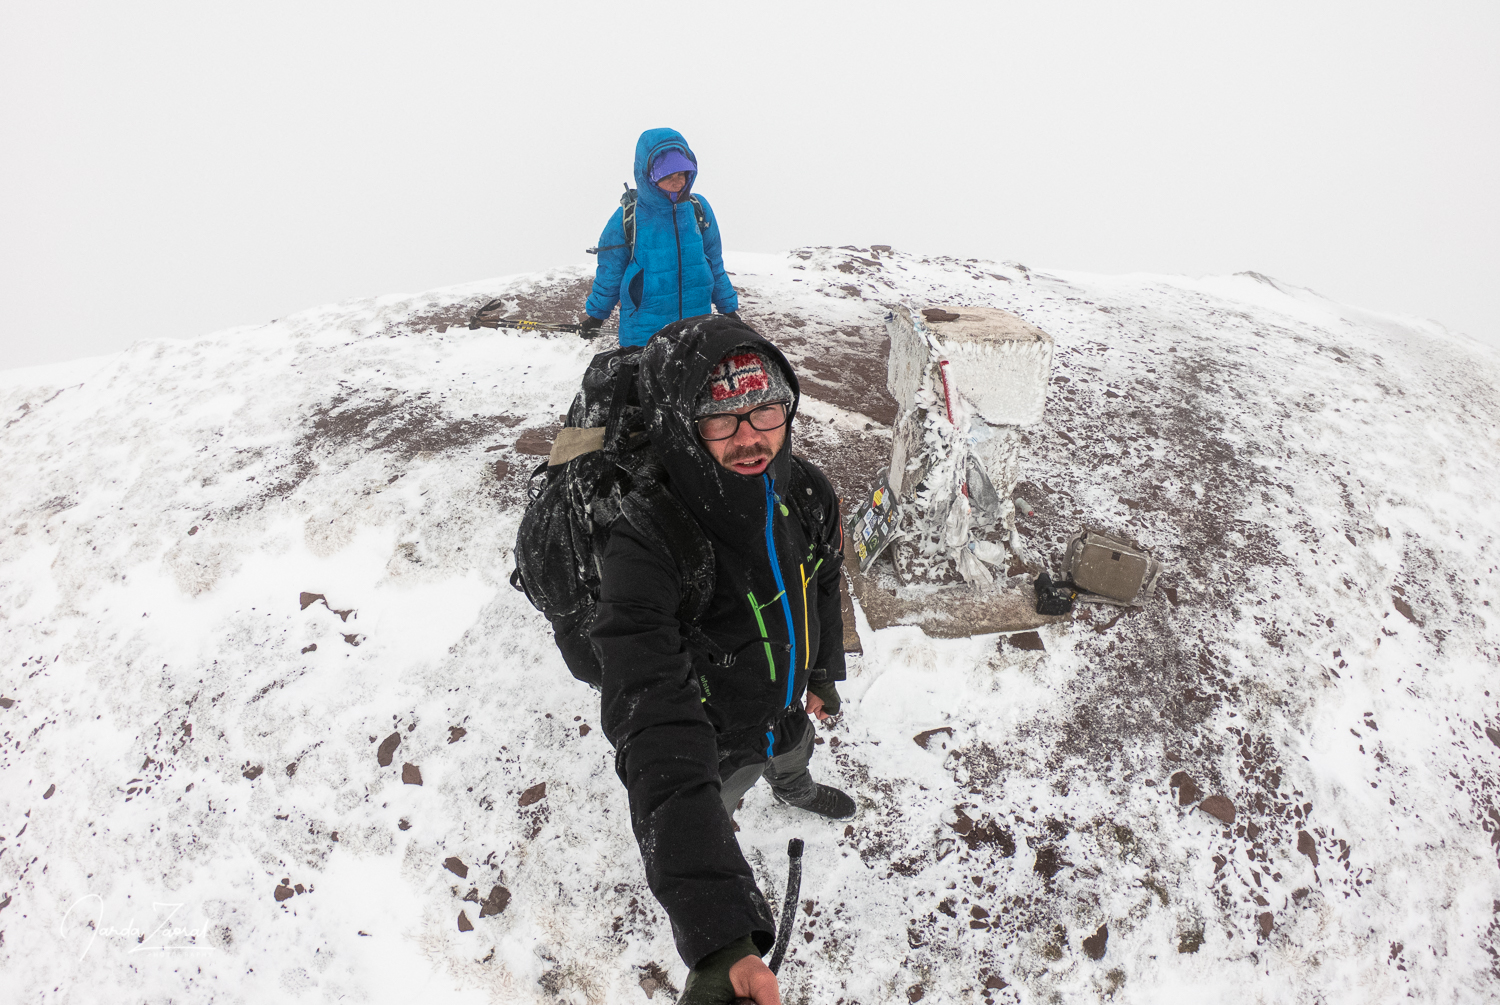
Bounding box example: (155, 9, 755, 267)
(782, 783, 856, 820)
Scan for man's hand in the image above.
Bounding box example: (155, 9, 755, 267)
(729, 953, 781, 1005)
(678, 937, 778, 1005)
(579, 315, 605, 338)
(805, 676, 841, 720)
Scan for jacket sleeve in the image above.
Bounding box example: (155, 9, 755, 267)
(593, 520, 775, 967)
(694, 196, 739, 315)
(585, 207, 629, 320)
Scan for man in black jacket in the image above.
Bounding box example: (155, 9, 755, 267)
(593, 315, 854, 1005)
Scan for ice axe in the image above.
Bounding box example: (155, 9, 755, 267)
(731, 838, 804, 1005)
(466, 297, 617, 338)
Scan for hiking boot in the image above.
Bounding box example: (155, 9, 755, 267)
(782, 783, 856, 820)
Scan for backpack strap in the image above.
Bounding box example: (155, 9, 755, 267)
(785, 456, 840, 565)
(621, 185, 637, 258)
(688, 195, 710, 235)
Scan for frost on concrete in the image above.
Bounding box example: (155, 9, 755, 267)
(1, 252, 1498, 1003)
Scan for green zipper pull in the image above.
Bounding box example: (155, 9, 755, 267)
(779, 503, 790, 516)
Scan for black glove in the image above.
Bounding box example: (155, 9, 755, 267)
(807, 672, 841, 716)
(678, 936, 759, 1004)
(578, 315, 605, 338)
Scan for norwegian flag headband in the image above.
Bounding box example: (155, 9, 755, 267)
(694, 347, 792, 417)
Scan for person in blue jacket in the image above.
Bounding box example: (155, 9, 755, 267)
(580, 128, 739, 347)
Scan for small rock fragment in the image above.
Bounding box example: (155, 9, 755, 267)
(1296, 830, 1319, 866)
(1169, 771, 1200, 805)
(0, 697, 13, 709)
(1198, 795, 1235, 823)
(402, 763, 423, 785)
(479, 885, 511, 917)
(274, 883, 294, 902)
(518, 782, 547, 807)
(913, 727, 953, 749)
(286, 762, 298, 778)
(242, 765, 264, 781)
(1258, 912, 1274, 937)
(1081, 923, 1109, 960)
(299, 592, 325, 610)
(342, 633, 362, 646)
(448, 726, 467, 744)
(377, 732, 401, 767)
(579, 723, 591, 736)
(444, 857, 469, 879)
(301, 644, 317, 654)
(43, 784, 55, 799)
(1005, 631, 1045, 651)
(457, 910, 473, 932)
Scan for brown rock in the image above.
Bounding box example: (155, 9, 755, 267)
(1485, 726, 1500, 749)
(479, 884, 511, 917)
(1169, 771, 1200, 805)
(1296, 830, 1319, 866)
(402, 763, 423, 785)
(448, 726, 467, 744)
(514, 427, 557, 455)
(377, 732, 401, 767)
(300, 644, 317, 654)
(907, 983, 926, 1002)
(286, 762, 298, 778)
(43, 784, 55, 799)
(518, 782, 547, 806)
(299, 592, 325, 610)
(0, 697, 13, 709)
(1005, 631, 1045, 651)
(1198, 795, 1236, 823)
(579, 723, 591, 736)
(242, 764, 264, 781)
(913, 727, 953, 749)
(1392, 595, 1421, 625)
(1081, 923, 1109, 960)
(273, 883, 294, 902)
(1257, 912, 1273, 937)
(922, 308, 960, 323)
(444, 856, 468, 879)
(457, 910, 474, 932)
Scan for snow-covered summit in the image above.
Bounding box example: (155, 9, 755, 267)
(2, 248, 1498, 1002)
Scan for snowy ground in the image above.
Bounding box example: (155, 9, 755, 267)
(2, 249, 1498, 1003)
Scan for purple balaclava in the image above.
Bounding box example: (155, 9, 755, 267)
(649, 149, 697, 202)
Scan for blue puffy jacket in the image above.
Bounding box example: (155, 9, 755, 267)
(585, 128, 738, 347)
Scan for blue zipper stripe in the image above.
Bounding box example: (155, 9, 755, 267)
(763, 475, 798, 715)
(765, 730, 775, 758)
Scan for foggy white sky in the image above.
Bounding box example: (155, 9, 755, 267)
(3, 1, 1497, 370)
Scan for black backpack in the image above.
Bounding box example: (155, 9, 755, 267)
(510, 347, 829, 687)
(585, 185, 711, 258)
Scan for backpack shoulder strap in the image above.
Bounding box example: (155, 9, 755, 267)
(618, 480, 719, 625)
(785, 456, 840, 564)
(688, 195, 710, 235)
(621, 185, 638, 258)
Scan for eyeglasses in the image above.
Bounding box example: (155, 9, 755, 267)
(696, 401, 791, 441)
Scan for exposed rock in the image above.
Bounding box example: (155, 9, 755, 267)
(457, 910, 473, 932)
(402, 763, 423, 785)
(519, 782, 547, 806)
(242, 764, 263, 780)
(479, 884, 511, 917)
(1082, 923, 1109, 960)
(1297, 830, 1320, 866)
(1169, 771, 1200, 806)
(376, 732, 400, 767)
(914, 727, 953, 749)
(1198, 795, 1236, 823)
(1005, 630, 1045, 651)
(1258, 912, 1274, 937)
(444, 857, 468, 878)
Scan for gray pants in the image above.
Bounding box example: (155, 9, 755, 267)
(719, 718, 818, 817)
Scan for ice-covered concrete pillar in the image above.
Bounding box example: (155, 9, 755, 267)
(884, 305, 1054, 582)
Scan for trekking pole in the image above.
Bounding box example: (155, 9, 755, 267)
(730, 838, 804, 1003)
(465, 298, 617, 338)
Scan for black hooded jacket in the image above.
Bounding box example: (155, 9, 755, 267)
(592, 315, 846, 968)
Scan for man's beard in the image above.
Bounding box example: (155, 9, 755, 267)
(722, 443, 772, 467)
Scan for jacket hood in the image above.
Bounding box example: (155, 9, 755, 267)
(634, 128, 698, 209)
(637, 315, 800, 547)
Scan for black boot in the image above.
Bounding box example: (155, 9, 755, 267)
(781, 783, 856, 820)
